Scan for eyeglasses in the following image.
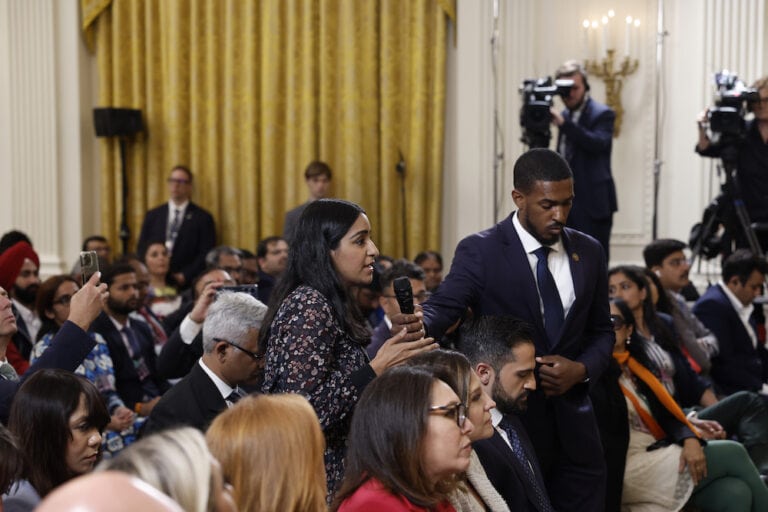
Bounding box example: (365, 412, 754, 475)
(167, 178, 191, 185)
(610, 314, 626, 331)
(429, 402, 467, 429)
(213, 338, 263, 361)
(52, 294, 74, 306)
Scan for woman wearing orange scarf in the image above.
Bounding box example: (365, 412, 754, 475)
(610, 298, 768, 512)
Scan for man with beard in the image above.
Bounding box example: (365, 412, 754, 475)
(418, 148, 612, 511)
(90, 263, 169, 418)
(255, 236, 289, 304)
(0, 241, 42, 373)
(143, 291, 267, 434)
(456, 315, 553, 512)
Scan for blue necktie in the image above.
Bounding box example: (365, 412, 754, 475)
(533, 246, 564, 348)
(499, 416, 553, 512)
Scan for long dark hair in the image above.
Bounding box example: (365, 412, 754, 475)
(35, 275, 78, 342)
(263, 199, 369, 345)
(641, 268, 677, 317)
(332, 366, 458, 510)
(8, 369, 110, 497)
(608, 265, 680, 356)
(405, 349, 472, 405)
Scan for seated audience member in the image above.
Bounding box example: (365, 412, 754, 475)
(122, 257, 168, 352)
(31, 275, 144, 457)
(609, 266, 768, 475)
(644, 239, 719, 373)
(332, 366, 472, 511)
(89, 264, 169, 419)
(0, 274, 108, 422)
(607, 299, 768, 511)
(414, 250, 444, 292)
(0, 242, 41, 373)
(71, 235, 113, 279)
(455, 316, 554, 512)
(3, 369, 110, 511)
(36, 472, 184, 512)
(140, 241, 182, 319)
(206, 394, 327, 512)
(204, 246, 243, 285)
(367, 259, 429, 359)
(255, 236, 289, 304)
(137, 165, 216, 289)
(0, 424, 22, 502)
(406, 349, 509, 512)
(0, 231, 32, 256)
(155, 269, 236, 379)
(283, 160, 333, 244)
(98, 427, 236, 512)
(693, 250, 768, 398)
(144, 291, 267, 434)
(239, 249, 258, 285)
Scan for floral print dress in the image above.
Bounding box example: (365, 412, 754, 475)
(261, 285, 376, 497)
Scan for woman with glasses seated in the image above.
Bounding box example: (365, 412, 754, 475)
(333, 366, 473, 511)
(32, 275, 145, 457)
(261, 199, 437, 498)
(406, 349, 509, 512)
(605, 298, 768, 512)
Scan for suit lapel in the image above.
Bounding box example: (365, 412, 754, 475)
(558, 230, 584, 344)
(488, 429, 546, 511)
(501, 218, 547, 338)
(189, 363, 228, 419)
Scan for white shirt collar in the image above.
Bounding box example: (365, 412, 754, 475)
(168, 200, 189, 213)
(512, 211, 564, 256)
(490, 407, 504, 428)
(108, 314, 132, 331)
(718, 280, 754, 319)
(198, 358, 234, 400)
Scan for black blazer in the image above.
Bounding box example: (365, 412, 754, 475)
(143, 361, 227, 435)
(473, 416, 551, 512)
(1, 321, 96, 423)
(137, 201, 216, 284)
(156, 325, 204, 380)
(10, 305, 34, 361)
(89, 312, 168, 409)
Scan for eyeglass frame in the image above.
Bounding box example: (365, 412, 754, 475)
(609, 314, 626, 331)
(52, 294, 74, 306)
(212, 337, 264, 361)
(428, 402, 467, 429)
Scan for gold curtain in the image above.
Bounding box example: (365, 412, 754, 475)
(87, 0, 452, 259)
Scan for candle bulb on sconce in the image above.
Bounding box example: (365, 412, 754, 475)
(579, 10, 640, 137)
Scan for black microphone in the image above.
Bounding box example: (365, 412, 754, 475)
(392, 276, 414, 314)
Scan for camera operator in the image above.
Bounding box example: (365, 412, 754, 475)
(696, 76, 768, 251)
(550, 60, 617, 260)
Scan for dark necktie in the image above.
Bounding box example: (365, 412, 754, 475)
(167, 208, 182, 251)
(226, 388, 244, 405)
(499, 416, 553, 512)
(121, 325, 142, 358)
(533, 246, 564, 348)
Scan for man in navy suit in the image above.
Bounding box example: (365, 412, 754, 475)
(551, 60, 616, 259)
(419, 148, 613, 511)
(693, 249, 768, 399)
(144, 290, 267, 435)
(137, 165, 216, 288)
(90, 263, 169, 419)
(458, 315, 554, 512)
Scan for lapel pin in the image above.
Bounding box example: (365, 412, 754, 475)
(572, 253, 580, 262)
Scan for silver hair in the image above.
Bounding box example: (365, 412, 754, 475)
(202, 291, 267, 353)
(204, 245, 242, 268)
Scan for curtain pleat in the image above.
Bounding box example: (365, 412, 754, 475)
(88, 0, 452, 260)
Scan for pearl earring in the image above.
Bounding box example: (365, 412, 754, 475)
(626, 337, 631, 345)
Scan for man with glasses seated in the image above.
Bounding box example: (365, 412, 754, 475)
(138, 165, 216, 289)
(366, 259, 430, 359)
(143, 291, 267, 435)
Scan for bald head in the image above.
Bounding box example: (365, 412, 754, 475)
(37, 472, 183, 512)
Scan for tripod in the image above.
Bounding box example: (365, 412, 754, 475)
(691, 144, 764, 267)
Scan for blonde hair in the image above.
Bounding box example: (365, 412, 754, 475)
(98, 428, 216, 512)
(206, 394, 327, 512)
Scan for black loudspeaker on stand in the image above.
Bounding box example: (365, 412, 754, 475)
(93, 108, 144, 255)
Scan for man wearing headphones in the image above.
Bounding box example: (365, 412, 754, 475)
(551, 60, 617, 260)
